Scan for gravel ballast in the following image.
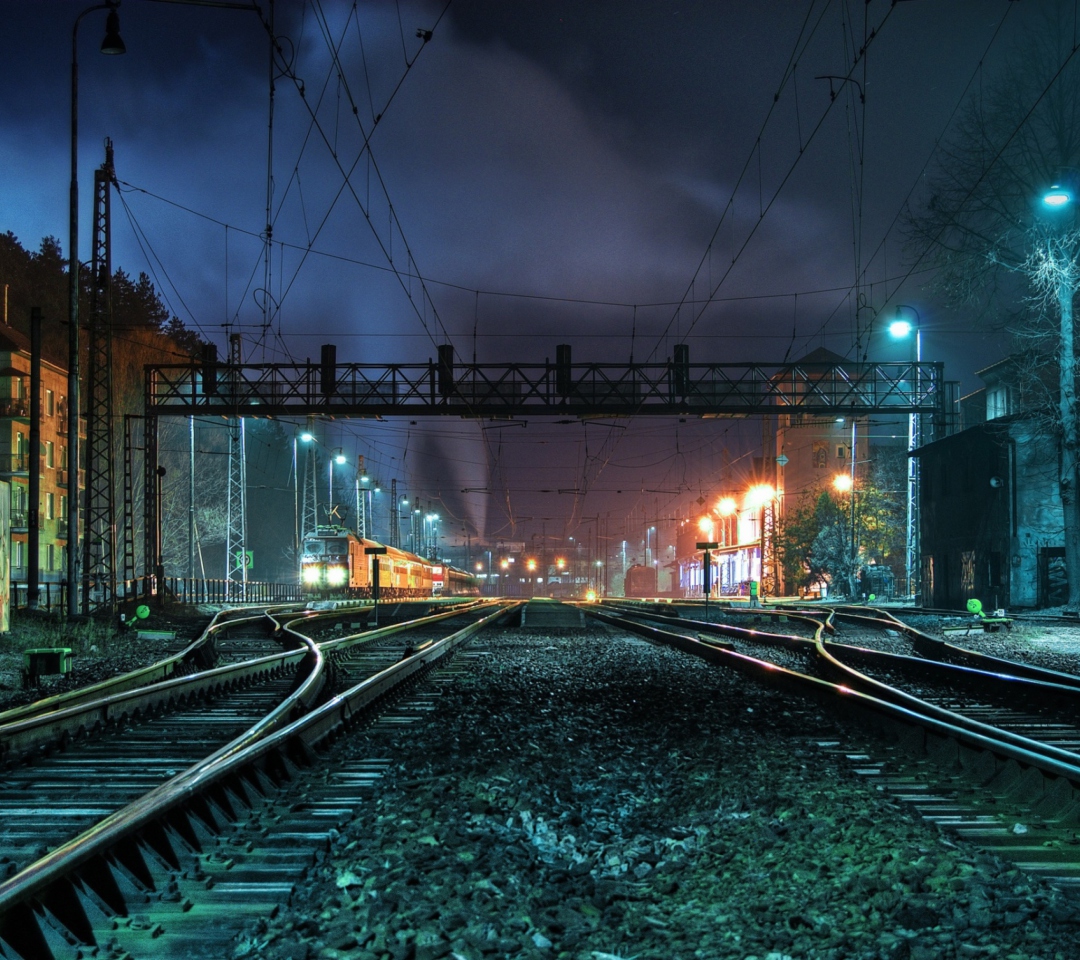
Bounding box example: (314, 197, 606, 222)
(240, 625, 1080, 960)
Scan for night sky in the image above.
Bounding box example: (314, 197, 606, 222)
(1, 0, 1045, 551)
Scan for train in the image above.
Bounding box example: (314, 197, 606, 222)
(300, 526, 480, 598)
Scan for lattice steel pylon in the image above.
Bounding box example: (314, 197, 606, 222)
(225, 336, 248, 599)
(300, 443, 319, 542)
(225, 418, 248, 598)
(761, 500, 777, 598)
(83, 139, 117, 613)
(122, 415, 141, 589)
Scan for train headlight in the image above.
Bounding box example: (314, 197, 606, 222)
(303, 566, 322, 585)
(327, 566, 348, 586)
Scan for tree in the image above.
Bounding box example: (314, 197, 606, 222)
(905, 3, 1080, 608)
(776, 490, 834, 596)
(776, 454, 906, 599)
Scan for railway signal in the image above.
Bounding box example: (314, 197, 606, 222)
(696, 541, 719, 621)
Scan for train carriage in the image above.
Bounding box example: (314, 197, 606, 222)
(300, 526, 477, 598)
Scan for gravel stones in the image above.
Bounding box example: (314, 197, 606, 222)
(242, 625, 1080, 960)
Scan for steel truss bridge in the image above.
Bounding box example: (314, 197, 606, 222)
(146, 355, 947, 421)
(122, 354, 951, 603)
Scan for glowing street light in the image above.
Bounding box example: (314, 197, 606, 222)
(1044, 184, 1073, 208)
(891, 304, 922, 601)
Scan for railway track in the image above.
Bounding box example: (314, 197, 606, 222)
(0, 599, 515, 959)
(588, 601, 1080, 890)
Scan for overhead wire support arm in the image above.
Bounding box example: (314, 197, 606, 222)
(146, 357, 945, 421)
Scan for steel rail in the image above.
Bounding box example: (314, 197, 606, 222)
(0, 604, 303, 728)
(0, 600, 496, 766)
(0, 601, 519, 955)
(595, 598, 830, 647)
(832, 607, 1080, 690)
(0, 647, 306, 767)
(816, 641, 1080, 771)
(586, 607, 1080, 786)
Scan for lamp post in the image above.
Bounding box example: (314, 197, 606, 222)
(355, 470, 369, 539)
(747, 484, 775, 605)
(1039, 179, 1080, 612)
(890, 305, 922, 602)
(833, 473, 858, 599)
(717, 497, 736, 593)
(327, 448, 346, 521)
(69, 1, 125, 616)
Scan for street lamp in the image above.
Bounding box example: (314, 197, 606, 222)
(1043, 183, 1073, 208)
(890, 304, 922, 602)
(69, 1, 125, 615)
(327, 448, 346, 521)
(747, 484, 775, 605)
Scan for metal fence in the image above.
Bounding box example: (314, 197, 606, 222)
(9, 578, 306, 615)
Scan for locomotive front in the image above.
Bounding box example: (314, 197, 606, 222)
(301, 530, 353, 592)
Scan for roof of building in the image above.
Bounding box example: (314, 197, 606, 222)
(796, 346, 852, 365)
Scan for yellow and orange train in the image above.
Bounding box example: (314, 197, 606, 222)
(300, 526, 479, 598)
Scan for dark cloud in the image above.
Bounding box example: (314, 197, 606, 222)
(2, 0, 1040, 542)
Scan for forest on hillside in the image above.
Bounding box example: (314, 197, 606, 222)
(0, 232, 298, 585)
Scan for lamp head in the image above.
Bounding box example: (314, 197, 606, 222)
(888, 319, 913, 339)
(1043, 184, 1073, 208)
(100, 8, 126, 55)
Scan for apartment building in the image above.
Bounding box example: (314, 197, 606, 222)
(0, 324, 72, 584)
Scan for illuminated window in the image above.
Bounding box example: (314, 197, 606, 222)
(45, 493, 54, 520)
(43, 440, 54, 469)
(986, 385, 1010, 420)
(44, 389, 54, 417)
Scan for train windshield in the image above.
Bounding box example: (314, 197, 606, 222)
(303, 537, 349, 556)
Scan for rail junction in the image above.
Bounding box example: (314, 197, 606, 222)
(2, 597, 1080, 956)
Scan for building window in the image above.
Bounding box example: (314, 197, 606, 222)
(986, 385, 1010, 420)
(44, 389, 54, 417)
(812, 441, 827, 468)
(45, 492, 54, 521)
(836, 445, 847, 460)
(43, 440, 54, 469)
(60, 495, 68, 521)
(961, 550, 975, 596)
(46, 544, 55, 572)
(12, 540, 23, 571)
